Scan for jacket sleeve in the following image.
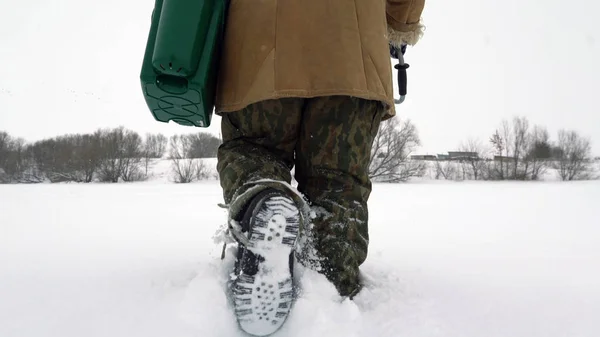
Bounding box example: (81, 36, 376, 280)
(386, 0, 425, 47)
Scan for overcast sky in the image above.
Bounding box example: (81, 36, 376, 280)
(1, 0, 599, 155)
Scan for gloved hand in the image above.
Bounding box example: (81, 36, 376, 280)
(389, 44, 407, 59)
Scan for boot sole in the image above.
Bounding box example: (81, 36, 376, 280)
(232, 194, 300, 336)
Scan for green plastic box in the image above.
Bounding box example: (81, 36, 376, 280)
(140, 0, 227, 127)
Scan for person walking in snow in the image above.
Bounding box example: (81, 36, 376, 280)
(215, 0, 425, 334)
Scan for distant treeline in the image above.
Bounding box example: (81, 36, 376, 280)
(1, 115, 597, 184)
(0, 128, 221, 183)
(424, 116, 598, 181)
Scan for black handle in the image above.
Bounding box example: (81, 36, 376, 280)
(390, 45, 409, 103)
(395, 62, 409, 97)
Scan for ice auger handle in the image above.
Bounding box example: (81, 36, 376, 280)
(390, 45, 409, 105)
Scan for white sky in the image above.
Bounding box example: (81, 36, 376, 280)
(1, 0, 599, 155)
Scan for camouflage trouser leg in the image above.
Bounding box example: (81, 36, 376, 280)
(217, 96, 384, 296)
(217, 99, 304, 218)
(295, 96, 383, 297)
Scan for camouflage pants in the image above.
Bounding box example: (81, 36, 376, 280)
(217, 96, 384, 297)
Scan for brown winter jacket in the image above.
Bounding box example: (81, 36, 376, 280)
(215, 0, 425, 118)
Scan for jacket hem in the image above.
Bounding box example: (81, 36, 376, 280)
(216, 89, 396, 117)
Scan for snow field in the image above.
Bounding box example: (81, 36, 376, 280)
(1, 181, 599, 337)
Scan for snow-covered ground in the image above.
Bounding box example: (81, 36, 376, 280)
(1, 181, 599, 337)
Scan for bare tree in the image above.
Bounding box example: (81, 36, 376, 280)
(120, 131, 145, 182)
(554, 129, 593, 181)
(0, 132, 30, 183)
(77, 133, 103, 182)
(30, 137, 71, 182)
(489, 130, 506, 180)
(500, 119, 514, 178)
(142, 133, 168, 176)
(511, 117, 530, 180)
(369, 118, 425, 182)
(488, 118, 532, 180)
(0, 131, 10, 161)
(524, 125, 551, 180)
(97, 127, 145, 182)
(169, 135, 200, 183)
(434, 160, 458, 180)
(19, 145, 45, 183)
(0, 131, 13, 182)
(459, 138, 488, 180)
(187, 132, 222, 158)
(144, 133, 168, 158)
(195, 159, 210, 180)
(29, 133, 102, 183)
(97, 128, 124, 182)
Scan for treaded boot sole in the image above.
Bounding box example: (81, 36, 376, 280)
(232, 195, 300, 336)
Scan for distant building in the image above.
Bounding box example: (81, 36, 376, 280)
(411, 152, 483, 161)
(410, 155, 438, 161)
(448, 151, 479, 160)
(493, 155, 516, 162)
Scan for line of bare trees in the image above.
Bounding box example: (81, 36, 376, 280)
(1, 128, 167, 183)
(368, 118, 426, 182)
(3, 115, 594, 184)
(430, 116, 597, 181)
(0, 128, 222, 184)
(168, 133, 221, 183)
(2, 119, 413, 184)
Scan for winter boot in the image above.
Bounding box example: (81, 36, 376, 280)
(228, 188, 301, 336)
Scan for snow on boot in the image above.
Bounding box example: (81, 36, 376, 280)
(229, 189, 300, 336)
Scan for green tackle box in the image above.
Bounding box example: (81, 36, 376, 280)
(140, 0, 227, 127)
